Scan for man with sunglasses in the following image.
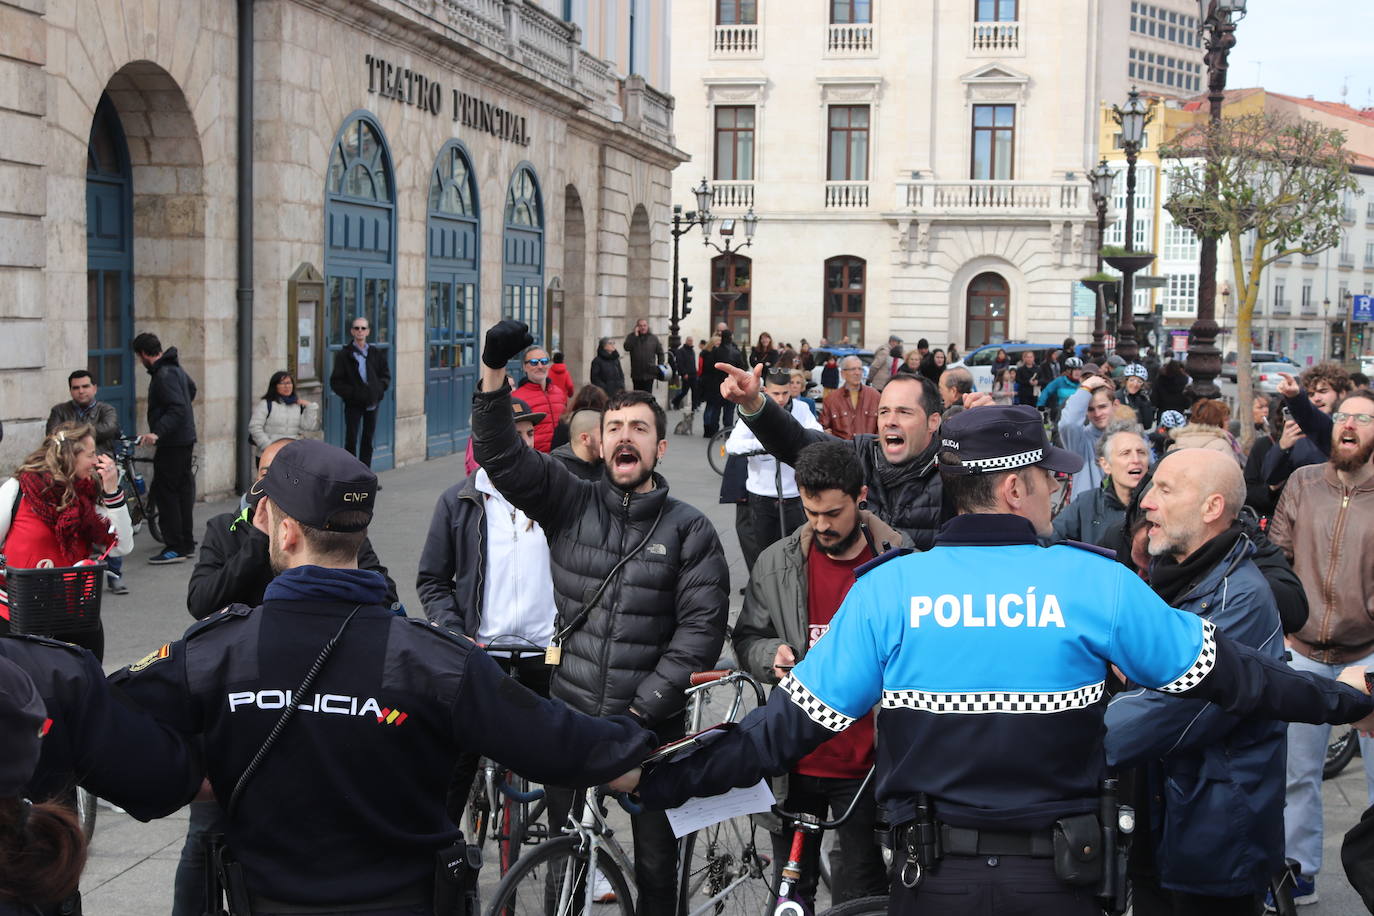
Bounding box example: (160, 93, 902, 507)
(329, 317, 391, 468)
(513, 346, 567, 453)
(1267, 387, 1374, 907)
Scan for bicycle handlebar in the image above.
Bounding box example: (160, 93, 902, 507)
(773, 765, 876, 831)
(685, 669, 766, 707)
(689, 669, 734, 686)
(498, 781, 546, 804)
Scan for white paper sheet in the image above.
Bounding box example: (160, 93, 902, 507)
(665, 779, 776, 839)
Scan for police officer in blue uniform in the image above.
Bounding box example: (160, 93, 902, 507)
(112, 439, 656, 916)
(623, 405, 1374, 916)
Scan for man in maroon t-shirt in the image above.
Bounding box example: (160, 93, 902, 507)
(733, 441, 907, 905)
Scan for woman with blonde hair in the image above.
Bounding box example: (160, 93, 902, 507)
(0, 423, 133, 658)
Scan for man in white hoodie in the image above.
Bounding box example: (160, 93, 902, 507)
(727, 370, 824, 568)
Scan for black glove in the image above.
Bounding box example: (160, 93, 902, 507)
(482, 320, 534, 370)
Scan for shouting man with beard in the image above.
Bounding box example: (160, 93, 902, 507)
(1267, 387, 1374, 906)
(471, 320, 729, 916)
(715, 363, 950, 549)
(733, 441, 906, 909)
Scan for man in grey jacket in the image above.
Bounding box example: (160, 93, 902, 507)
(733, 441, 905, 907)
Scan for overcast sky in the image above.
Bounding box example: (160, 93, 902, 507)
(1224, 1, 1374, 107)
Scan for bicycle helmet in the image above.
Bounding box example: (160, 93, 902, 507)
(1063, 357, 1084, 369)
(1123, 363, 1149, 380)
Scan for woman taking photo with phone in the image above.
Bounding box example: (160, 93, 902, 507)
(0, 423, 133, 659)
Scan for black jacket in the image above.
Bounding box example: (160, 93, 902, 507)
(550, 443, 604, 481)
(673, 344, 699, 379)
(471, 383, 729, 725)
(186, 505, 399, 619)
(0, 634, 201, 822)
(623, 331, 664, 384)
(1116, 389, 1156, 429)
(1052, 485, 1127, 548)
(416, 474, 486, 634)
(330, 343, 391, 409)
(145, 347, 197, 446)
(702, 341, 746, 406)
(46, 400, 121, 453)
(590, 350, 626, 397)
(738, 397, 948, 550)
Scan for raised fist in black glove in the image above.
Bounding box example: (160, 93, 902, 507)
(482, 319, 534, 370)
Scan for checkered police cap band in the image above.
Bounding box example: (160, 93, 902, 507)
(956, 447, 1044, 474)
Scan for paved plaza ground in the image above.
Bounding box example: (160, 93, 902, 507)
(79, 417, 1369, 914)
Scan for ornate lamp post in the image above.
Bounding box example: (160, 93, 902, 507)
(1184, 0, 1246, 400)
(1088, 159, 1117, 363)
(668, 178, 716, 352)
(1106, 87, 1154, 363)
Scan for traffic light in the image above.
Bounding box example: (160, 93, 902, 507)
(681, 277, 693, 318)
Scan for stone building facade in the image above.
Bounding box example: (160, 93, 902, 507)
(669, 0, 1109, 355)
(2, 0, 680, 494)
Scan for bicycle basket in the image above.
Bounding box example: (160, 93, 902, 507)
(5, 564, 105, 636)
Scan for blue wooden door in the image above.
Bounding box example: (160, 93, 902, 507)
(502, 165, 545, 379)
(86, 96, 135, 436)
(323, 114, 397, 470)
(425, 143, 480, 458)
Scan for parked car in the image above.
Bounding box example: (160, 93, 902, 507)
(1222, 349, 1290, 381)
(1252, 362, 1296, 395)
(953, 342, 1064, 392)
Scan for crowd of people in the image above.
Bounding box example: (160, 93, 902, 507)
(4, 315, 1374, 916)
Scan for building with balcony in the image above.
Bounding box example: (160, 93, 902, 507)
(670, 0, 1124, 354)
(1099, 88, 1374, 367)
(0, 0, 683, 489)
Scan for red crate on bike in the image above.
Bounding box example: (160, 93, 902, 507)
(4, 563, 105, 637)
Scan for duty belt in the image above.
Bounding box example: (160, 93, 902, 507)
(249, 882, 429, 914)
(938, 824, 1055, 858)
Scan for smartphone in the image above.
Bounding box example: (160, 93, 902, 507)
(643, 722, 736, 765)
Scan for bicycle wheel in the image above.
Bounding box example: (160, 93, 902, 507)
(1325, 726, 1359, 780)
(499, 774, 528, 876)
(75, 788, 97, 840)
(707, 428, 731, 477)
(817, 895, 888, 916)
(677, 815, 773, 916)
(486, 834, 634, 916)
(467, 777, 493, 850)
(146, 505, 164, 545)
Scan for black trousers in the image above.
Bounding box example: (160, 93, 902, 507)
(343, 404, 379, 467)
(672, 377, 700, 410)
(152, 443, 196, 554)
(446, 654, 552, 825)
(770, 774, 888, 905)
(747, 493, 806, 555)
(633, 378, 655, 393)
(735, 502, 762, 575)
(1130, 876, 1259, 916)
(889, 855, 1101, 916)
(703, 401, 736, 437)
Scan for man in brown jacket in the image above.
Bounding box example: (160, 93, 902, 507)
(1268, 386, 1374, 904)
(818, 356, 879, 440)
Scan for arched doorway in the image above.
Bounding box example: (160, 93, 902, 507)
(424, 141, 480, 458)
(562, 186, 588, 372)
(502, 164, 544, 377)
(712, 253, 752, 343)
(323, 113, 397, 470)
(965, 272, 1010, 349)
(628, 205, 651, 319)
(86, 95, 135, 435)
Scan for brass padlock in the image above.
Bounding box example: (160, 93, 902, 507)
(545, 643, 562, 666)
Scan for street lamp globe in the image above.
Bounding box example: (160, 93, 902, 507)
(1089, 159, 1116, 201)
(693, 178, 713, 216)
(1119, 87, 1148, 148)
(742, 208, 758, 240)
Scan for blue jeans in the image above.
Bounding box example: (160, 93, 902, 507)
(1284, 647, 1374, 876)
(703, 402, 736, 436)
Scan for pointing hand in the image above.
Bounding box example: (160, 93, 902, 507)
(717, 363, 766, 414)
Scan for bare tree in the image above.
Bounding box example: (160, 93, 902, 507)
(1161, 112, 1358, 449)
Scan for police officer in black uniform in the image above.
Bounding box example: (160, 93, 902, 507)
(620, 405, 1374, 916)
(112, 439, 656, 916)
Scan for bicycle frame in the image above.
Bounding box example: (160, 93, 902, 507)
(560, 789, 638, 914)
(685, 669, 767, 733)
(770, 766, 877, 916)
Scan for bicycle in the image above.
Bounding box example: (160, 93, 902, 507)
(484, 785, 640, 916)
(676, 668, 774, 916)
(771, 767, 886, 916)
(113, 435, 161, 544)
(708, 427, 731, 476)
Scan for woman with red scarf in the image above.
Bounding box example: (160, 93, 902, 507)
(0, 422, 132, 659)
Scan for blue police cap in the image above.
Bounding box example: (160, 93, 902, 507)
(249, 438, 377, 532)
(938, 405, 1083, 476)
(0, 656, 46, 796)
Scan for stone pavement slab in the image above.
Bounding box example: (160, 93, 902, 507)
(75, 421, 1372, 914)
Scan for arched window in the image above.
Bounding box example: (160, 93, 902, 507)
(712, 253, 751, 343)
(824, 256, 865, 344)
(965, 272, 1010, 349)
(327, 118, 393, 203)
(502, 165, 545, 371)
(425, 140, 481, 457)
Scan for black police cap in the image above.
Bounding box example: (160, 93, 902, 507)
(0, 656, 46, 796)
(249, 438, 377, 532)
(938, 405, 1083, 476)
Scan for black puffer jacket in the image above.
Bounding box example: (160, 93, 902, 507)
(471, 384, 729, 725)
(145, 347, 197, 445)
(590, 350, 626, 397)
(739, 396, 947, 550)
